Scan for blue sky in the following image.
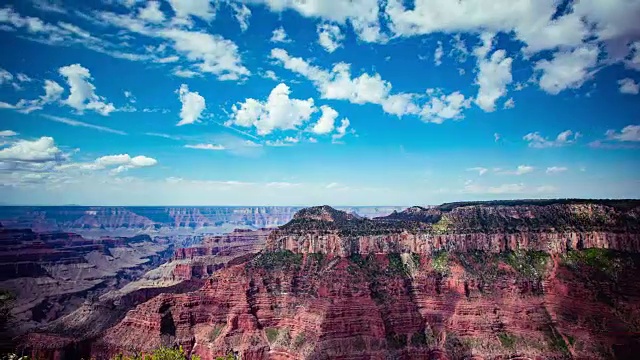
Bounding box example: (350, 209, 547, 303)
(0, 0, 639, 206)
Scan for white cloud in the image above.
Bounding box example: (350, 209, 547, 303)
(160, 29, 250, 80)
(229, 83, 316, 135)
(332, 118, 350, 141)
(434, 41, 443, 66)
(58, 64, 115, 115)
(618, 78, 639, 95)
(546, 166, 568, 174)
(262, 70, 278, 81)
(317, 23, 344, 53)
(167, 0, 215, 21)
(271, 48, 425, 118)
(185, 143, 226, 150)
(138, 1, 165, 23)
(605, 125, 640, 142)
(0, 68, 13, 85)
(270, 27, 290, 43)
(420, 90, 471, 123)
(173, 68, 200, 78)
(497, 165, 534, 175)
(0, 136, 61, 162)
(94, 153, 157, 173)
(257, 0, 383, 43)
(535, 45, 599, 95)
(503, 98, 515, 109)
(32, 0, 67, 14)
(467, 167, 488, 176)
(0, 130, 17, 137)
(523, 130, 580, 148)
(494, 133, 501, 142)
(312, 105, 338, 134)
(475, 49, 513, 112)
(41, 114, 127, 135)
(230, 3, 251, 32)
(176, 84, 205, 126)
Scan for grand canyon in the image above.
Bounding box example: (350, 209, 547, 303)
(2, 200, 639, 359)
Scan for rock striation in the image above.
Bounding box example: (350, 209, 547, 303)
(0, 228, 174, 348)
(18, 200, 640, 359)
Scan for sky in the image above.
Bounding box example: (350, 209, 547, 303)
(0, 0, 639, 206)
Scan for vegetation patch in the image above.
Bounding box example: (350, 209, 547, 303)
(431, 251, 450, 275)
(501, 250, 550, 280)
(431, 215, 453, 234)
(112, 346, 202, 360)
(293, 332, 306, 349)
(563, 248, 627, 278)
(498, 332, 517, 350)
(248, 251, 303, 271)
(208, 324, 225, 342)
(265, 327, 279, 344)
(387, 253, 409, 276)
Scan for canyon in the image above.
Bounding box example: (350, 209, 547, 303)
(9, 200, 640, 359)
(0, 206, 403, 235)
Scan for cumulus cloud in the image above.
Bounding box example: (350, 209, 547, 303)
(138, 1, 165, 23)
(535, 45, 599, 95)
(257, 0, 383, 43)
(167, 0, 215, 21)
(0, 136, 61, 162)
(160, 29, 250, 80)
(605, 125, 640, 142)
(523, 130, 580, 148)
(312, 105, 338, 134)
(332, 118, 351, 141)
(58, 64, 115, 115)
(618, 78, 639, 95)
(317, 23, 344, 53)
(420, 90, 471, 123)
(546, 166, 568, 174)
(94, 153, 157, 173)
(475, 49, 513, 112)
(176, 84, 205, 126)
(184, 143, 226, 150)
(229, 83, 316, 135)
(270, 27, 290, 43)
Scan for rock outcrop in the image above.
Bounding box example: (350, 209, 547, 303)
(18, 200, 640, 359)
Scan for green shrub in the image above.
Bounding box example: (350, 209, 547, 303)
(431, 251, 449, 275)
(249, 251, 303, 271)
(498, 332, 516, 350)
(265, 328, 279, 344)
(208, 324, 224, 342)
(112, 346, 201, 360)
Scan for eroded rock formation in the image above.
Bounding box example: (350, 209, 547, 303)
(18, 200, 640, 359)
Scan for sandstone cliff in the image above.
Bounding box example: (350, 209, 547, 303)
(18, 200, 640, 360)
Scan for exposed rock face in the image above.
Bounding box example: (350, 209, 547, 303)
(0, 228, 174, 343)
(18, 200, 640, 360)
(269, 201, 640, 256)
